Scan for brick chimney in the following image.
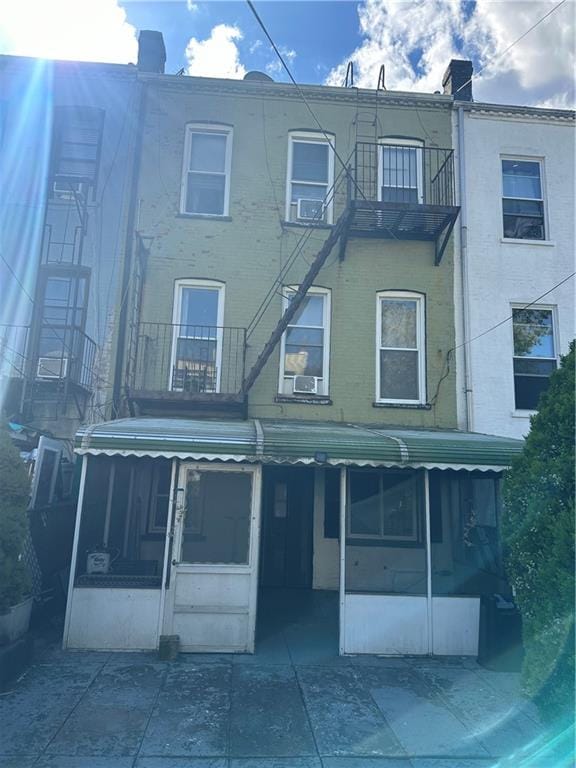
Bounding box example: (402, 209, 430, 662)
(442, 59, 473, 101)
(137, 31, 166, 74)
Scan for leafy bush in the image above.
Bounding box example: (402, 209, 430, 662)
(502, 341, 575, 724)
(0, 421, 31, 613)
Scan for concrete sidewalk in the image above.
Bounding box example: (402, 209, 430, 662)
(0, 620, 566, 768)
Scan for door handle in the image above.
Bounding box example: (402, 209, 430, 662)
(172, 559, 179, 566)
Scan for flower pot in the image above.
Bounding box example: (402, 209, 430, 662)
(0, 597, 33, 646)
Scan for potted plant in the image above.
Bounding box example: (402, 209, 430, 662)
(0, 421, 32, 646)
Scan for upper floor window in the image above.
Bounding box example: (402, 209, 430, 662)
(286, 132, 334, 224)
(502, 159, 545, 240)
(181, 124, 232, 216)
(171, 279, 225, 393)
(379, 138, 424, 204)
(376, 291, 425, 404)
(512, 307, 557, 410)
(279, 286, 331, 397)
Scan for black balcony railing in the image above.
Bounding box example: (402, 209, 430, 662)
(353, 143, 456, 207)
(0, 323, 96, 391)
(130, 323, 247, 396)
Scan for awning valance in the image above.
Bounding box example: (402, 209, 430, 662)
(76, 417, 523, 471)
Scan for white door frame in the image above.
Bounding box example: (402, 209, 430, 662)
(164, 461, 261, 653)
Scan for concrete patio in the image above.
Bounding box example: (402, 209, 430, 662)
(0, 594, 569, 768)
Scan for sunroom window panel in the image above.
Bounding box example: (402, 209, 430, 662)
(379, 349, 419, 401)
(349, 471, 381, 536)
(381, 474, 418, 539)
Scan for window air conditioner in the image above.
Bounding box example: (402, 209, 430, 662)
(293, 375, 318, 394)
(297, 198, 324, 222)
(53, 179, 84, 200)
(37, 356, 68, 379)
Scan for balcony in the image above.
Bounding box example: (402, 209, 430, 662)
(127, 323, 247, 417)
(349, 143, 460, 264)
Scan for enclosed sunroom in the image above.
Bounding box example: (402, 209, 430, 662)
(64, 418, 522, 656)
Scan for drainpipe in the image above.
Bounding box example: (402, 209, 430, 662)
(457, 105, 473, 432)
(112, 78, 148, 418)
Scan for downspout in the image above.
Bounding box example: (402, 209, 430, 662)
(457, 105, 473, 431)
(112, 77, 148, 418)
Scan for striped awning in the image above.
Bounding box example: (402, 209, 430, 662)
(76, 417, 523, 471)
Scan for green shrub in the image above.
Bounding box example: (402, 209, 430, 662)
(502, 341, 575, 725)
(0, 421, 32, 613)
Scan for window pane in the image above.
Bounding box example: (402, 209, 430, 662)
(349, 471, 380, 535)
(502, 160, 541, 199)
(181, 471, 252, 564)
(514, 374, 552, 410)
(381, 186, 419, 204)
(186, 172, 225, 215)
(380, 349, 419, 400)
(381, 473, 417, 538)
(291, 182, 327, 203)
(180, 287, 219, 329)
(286, 327, 323, 347)
(503, 199, 544, 216)
(380, 299, 417, 348)
(190, 132, 226, 173)
(284, 345, 323, 377)
(503, 215, 544, 240)
(382, 146, 417, 188)
(513, 309, 554, 357)
(513, 358, 556, 376)
(288, 294, 324, 326)
(292, 141, 328, 183)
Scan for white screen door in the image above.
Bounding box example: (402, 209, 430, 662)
(165, 463, 261, 653)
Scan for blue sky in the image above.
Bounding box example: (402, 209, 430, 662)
(0, 1, 574, 108)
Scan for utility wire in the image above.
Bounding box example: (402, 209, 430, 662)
(453, 271, 575, 353)
(454, 0, 568, 97)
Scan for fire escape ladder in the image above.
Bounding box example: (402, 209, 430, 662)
(242, 209, 352, 395)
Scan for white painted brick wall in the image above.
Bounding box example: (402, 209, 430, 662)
(460, 113, 575, 439)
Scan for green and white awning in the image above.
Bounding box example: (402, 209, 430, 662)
(76, 417, 523, 471)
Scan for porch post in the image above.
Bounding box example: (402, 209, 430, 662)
(424, 468, 433, 655)
(102, 461, 116, 548)
(338, 465, 347, 655)
(62, 454, 88, 649)
(157, 458, 179, 648)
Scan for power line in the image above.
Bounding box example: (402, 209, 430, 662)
(454, 0, 568, 97)
(0, 252, 35, 304)
(453, 271, 575, 353)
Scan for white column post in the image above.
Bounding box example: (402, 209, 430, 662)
(63, 455, 88, 649)
(156, 458, 178, 648)
(424, 468, 433, 655)
(338, 465, 347, 655)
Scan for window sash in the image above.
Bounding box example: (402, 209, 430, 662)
(377, 295, 423, 403)
(182, 126, 231, 216)
(287, 135, 334, 224)
(502, 159, 545, 240)
(348, 471, 418, 541)
(280, 289, 329, 387)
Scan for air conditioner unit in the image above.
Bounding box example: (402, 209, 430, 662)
(53, 179, 84, 200)
(297, 198, 325, 222)
(37, 356, 68, 379)
(293, 375, 318, 394)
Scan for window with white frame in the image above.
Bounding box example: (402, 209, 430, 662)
(502, 158, 546, 240)
(279, 286, 330, 396)
(348, 469, 420, 541)
(377, 291, 425, 404)
(512, 306, 557, 410)
(181, 124, 232, 216)
(379, 138, 424, 204)
(286, 133, 334, 224)
(171, 280, 224, 393)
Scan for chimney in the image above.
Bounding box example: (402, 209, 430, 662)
(442, 59, 473, 102)
(137, 30, 166, 74)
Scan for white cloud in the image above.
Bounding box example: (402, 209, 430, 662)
(186, 0, 198, 12)
(0, 0, 138, 64)
(185, 24, 246, 79)
(326, 0, 575, 107)
(249, 39, 263, 54)
(265, 46, 296, 76)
